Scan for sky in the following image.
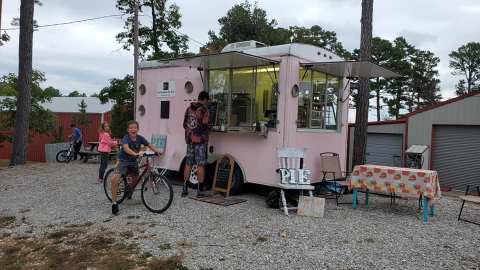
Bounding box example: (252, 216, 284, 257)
(1, 0, 479, 99)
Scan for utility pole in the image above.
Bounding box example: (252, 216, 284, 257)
(133, 0, 139, 120)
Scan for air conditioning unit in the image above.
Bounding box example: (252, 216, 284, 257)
(221, 40, 266, 52)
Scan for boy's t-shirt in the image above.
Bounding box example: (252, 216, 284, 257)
(73, 127, 82, 142)
(118, 134, 150, 162)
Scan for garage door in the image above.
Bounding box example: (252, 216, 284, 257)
(433, 126, 480, 191)
(366, 133, 403, 167)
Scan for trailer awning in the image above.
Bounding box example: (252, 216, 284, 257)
(139, 51, 279, 70)
(300, 61, 401, 79)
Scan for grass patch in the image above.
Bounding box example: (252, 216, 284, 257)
(47, 229, 83, 239)
(256, 236, 269, 242)
(158, 243, 172, 250)
(0, 216, 16, 228)
(0, 228, 189, 270)
(120, 230, 134, 239)
(146, 256, 189, 270)
(64, 221, 94, 228)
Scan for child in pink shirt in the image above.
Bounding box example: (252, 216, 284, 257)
(98, 122, 117, 183)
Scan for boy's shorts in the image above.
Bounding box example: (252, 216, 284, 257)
(186, 143, 207, 166)
(114, 160, 139, 176)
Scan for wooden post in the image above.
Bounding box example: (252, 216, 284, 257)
(133, 0, 139, 120)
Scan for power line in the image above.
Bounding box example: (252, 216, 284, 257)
(0, 14, 124, 31)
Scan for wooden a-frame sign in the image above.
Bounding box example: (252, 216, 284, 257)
(212, 154, 235, 197)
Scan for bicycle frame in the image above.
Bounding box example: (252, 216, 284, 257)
(127, 155, 166, 191)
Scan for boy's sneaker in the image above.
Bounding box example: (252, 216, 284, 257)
(181, 184, 188, 197)
(112, 204, 119, 215)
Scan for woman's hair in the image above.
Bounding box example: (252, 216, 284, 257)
(99, 122, 110, 133)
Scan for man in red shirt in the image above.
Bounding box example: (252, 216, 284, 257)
(182, 91, 210, 197)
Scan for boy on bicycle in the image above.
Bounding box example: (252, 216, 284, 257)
(111, 120, 162, 215)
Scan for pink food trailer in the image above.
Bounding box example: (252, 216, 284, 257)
(136, 41, 398, 194)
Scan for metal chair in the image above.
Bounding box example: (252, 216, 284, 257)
(319, 152, 350, 205)
(458, 185, 480, 225)
(276, 147, 314, 216)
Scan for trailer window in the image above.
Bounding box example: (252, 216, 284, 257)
(208, 65, 279, 130)
(209, 69, 230, 127)
(298, 69, 340, 130)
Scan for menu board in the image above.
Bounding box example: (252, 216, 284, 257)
(213, 154, 235, 196)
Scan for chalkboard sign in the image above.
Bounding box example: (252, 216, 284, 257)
(207, 102, 218, 127)
(213, 154, 235, 196)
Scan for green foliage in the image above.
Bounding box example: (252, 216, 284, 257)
(67, 91, 86, 97)
(456, 79, 467, 96)
(201, 1, 349, 58)
(99, 75, 134, 138)
(351, 37, 441, 120)
(52, 125, 64, 143)
(43, 86, 62, 97)
(116, 0, 189, 59)
(449, 42, 480, 94)
(0, 70, 56, 144)
(72, 100, 91, 128)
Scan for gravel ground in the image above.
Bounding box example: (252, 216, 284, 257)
(0, 162, 479, 270)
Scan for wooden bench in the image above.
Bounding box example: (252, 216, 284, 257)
(458, 185, 480, 225)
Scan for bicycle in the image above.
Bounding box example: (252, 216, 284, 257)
(103, 152, 174, 213)
(56, 141, 75, 163)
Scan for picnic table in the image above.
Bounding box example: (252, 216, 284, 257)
(80, 141, 118, 163)
(349, 164, 441, 224)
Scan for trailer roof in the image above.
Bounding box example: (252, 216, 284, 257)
(139, 51, 279, 70)
(301, 61, 401, 79)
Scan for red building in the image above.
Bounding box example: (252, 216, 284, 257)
(0, 97, 114, 162)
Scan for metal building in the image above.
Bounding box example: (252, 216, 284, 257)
(348, 91, 480, 191)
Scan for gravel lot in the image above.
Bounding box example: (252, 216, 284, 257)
(0, 162, 479, 270)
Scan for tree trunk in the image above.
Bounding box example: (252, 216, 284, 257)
(10, 0, 35, 165)
(353, 0, 374, 167)
(150, 0, 160, 55)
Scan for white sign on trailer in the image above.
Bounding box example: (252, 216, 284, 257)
(156, 81, 176, 98)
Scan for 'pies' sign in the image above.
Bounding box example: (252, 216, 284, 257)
(279, 169, 311, 185)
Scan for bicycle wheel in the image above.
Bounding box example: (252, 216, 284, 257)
(103, 168, 128, 204)
(56, 150, 69, 163)
(141, 173, 173, 213)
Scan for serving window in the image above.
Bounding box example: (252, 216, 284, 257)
(298, 68, 340, 130)
(208, 65, 279, 132)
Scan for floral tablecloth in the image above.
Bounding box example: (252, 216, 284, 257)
(349, 165, 441, 199)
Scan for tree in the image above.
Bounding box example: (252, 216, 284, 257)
(288, 25, 351, 58)
(116, 0, 188, 59)
(67, 90, 86, 97)
(72, 99, 91, 127)
(449, 42, 480, 93)
(99, 75, 134, 138)
(409, 49, 441, 109)
(352, 0, 374, 167)
(202, 1, 351, 59)
(0, 72, 55, 147)
(456, 79, 467, 96)
(43, 86, 62, 97)
(202, 1, 276, 53)
(11, 0, 35, 165)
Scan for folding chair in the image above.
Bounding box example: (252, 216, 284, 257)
(458, 185, 480, 225)
(276, 148, 314, 216)
(319, 152, 350, 205)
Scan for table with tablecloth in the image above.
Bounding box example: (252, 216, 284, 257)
(349, 164, 441, 223)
